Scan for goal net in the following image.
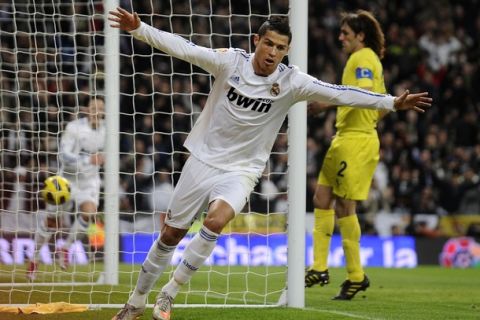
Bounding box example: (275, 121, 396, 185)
(0, 0, 296, 309)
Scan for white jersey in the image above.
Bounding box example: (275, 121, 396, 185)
(59, 117, 106, 180)
(131, 22, 395, 177)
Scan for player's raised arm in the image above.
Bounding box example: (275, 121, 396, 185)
(107, 7, 227, 76)
(108, 7, 140, 32)
(295, 74, 433, 113)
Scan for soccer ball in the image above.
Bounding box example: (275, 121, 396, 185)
(41, 175, 71, 205)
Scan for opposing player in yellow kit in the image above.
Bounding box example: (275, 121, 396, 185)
(306, 10, 391, 300)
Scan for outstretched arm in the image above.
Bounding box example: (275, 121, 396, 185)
(108, 7, 228, 76)
(295, 73, 432, 113)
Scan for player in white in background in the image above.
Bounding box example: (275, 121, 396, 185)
(108, 7, 431, 320)
(27, 97, 106, 281)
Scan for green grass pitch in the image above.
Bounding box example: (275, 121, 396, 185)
(0, 264, 479, 319)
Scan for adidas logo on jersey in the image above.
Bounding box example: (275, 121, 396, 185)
(230, 75, 240, 83)
(227, 87, 272, 113)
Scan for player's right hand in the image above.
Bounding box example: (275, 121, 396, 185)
(108, 7, 141, 32)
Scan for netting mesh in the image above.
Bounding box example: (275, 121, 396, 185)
(0, 0, 290, 307)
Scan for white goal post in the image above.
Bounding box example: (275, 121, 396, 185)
(0, 0, 307, 309)
(287, 0, 307, 309)
(103, 0, 120, 287)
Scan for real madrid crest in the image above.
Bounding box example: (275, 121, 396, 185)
(270, 82, 280, 97)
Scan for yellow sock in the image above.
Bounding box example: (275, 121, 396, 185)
(338, 214, 364, 282)
(311, 208, 334, 271)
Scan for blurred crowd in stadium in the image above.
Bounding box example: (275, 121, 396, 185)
(1, 0, 479, 237)
(307, 0, 480, 236)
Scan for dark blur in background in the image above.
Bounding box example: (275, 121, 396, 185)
(0, 0, 479, 238)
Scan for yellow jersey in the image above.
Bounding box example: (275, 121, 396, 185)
(336, 47, 386, 134)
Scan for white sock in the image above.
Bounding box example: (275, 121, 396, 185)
(33, 219, 52, 263)
(63, 215, 89, 248)
(162, 226, 218, 299)
(128, 238, 176, 307)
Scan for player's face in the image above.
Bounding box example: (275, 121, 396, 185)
(339, 23, 364, 54)
(253, 30, 290, 76)
(88, 98, 105, 128)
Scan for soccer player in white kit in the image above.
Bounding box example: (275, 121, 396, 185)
(108, 7, 431, 320)
(27, 97, 106, 280)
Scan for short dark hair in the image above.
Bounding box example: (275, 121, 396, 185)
(257, 16, 292, 44)
(341, 10, 385, 58)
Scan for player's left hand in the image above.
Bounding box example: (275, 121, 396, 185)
(393, 90, 432, 113)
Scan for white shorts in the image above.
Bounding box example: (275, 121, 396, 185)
(166, 156, 258, 229)
(66, 173, 101, 207)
